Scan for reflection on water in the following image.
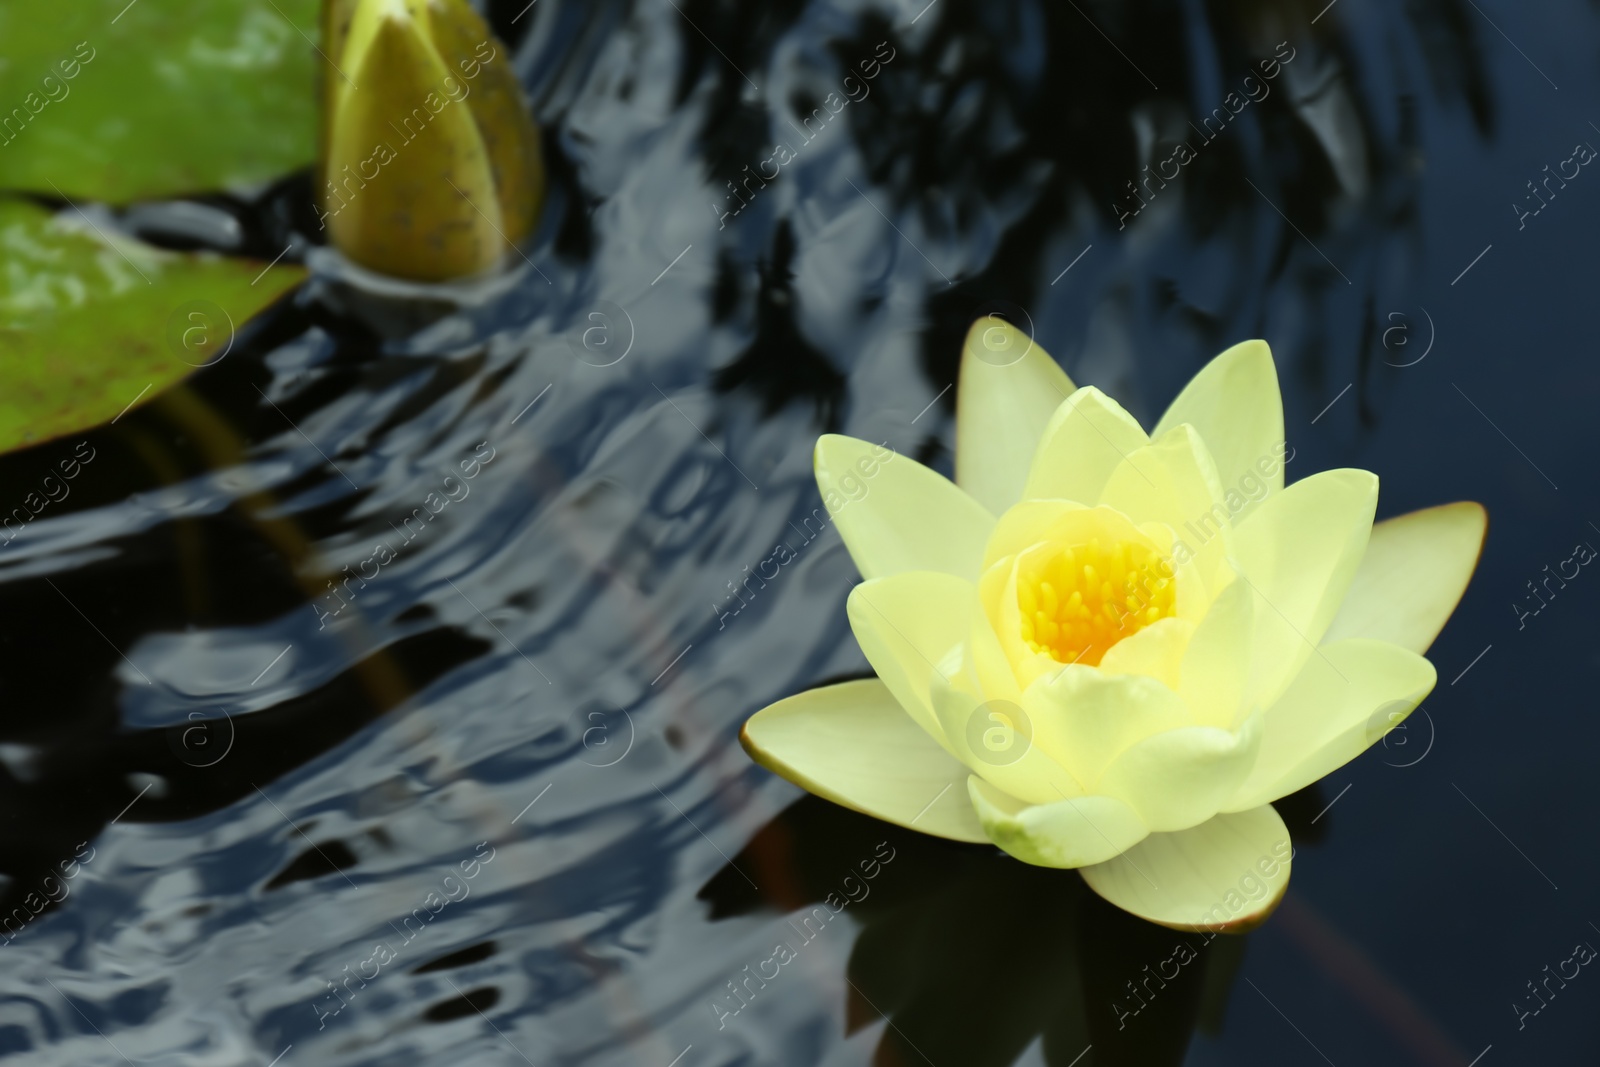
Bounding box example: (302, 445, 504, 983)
(0, 0, 1582, 1062)
(696, 784, 1331, 1066)
(702, 796, 1236, 1067)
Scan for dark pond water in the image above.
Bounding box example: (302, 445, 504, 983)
(3, 0, 1599, 1063)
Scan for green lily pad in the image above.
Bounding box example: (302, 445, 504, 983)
(0, 0, 319, 203)
(0, 198, 304, 453)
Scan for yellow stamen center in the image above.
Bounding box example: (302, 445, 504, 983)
(1016, 539, 1176, 666)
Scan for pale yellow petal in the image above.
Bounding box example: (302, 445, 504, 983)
(1098, 714, 1262, 832)
(1152, 340, 1286, 524)
(968, 775, 1148, 868)
(1100, 424, 1234, 601)
(1099, 424, 1227, 541)
(1178, 577, 1254, 729)
(815, 434, 995, 581)
(977, 553, 1066, 692)
(741, 680, 987, 842)
(1322, 501, 1487, 653)
(968, 562, 1030, 701)
(1079, 805, 1293, 931)
(1020, 387, 1150, 504)
(929, 647, 1082, 805)
(1233, 468, 1378, 706)
(955, 317, 1077, 514)
(846, 573, 973, 754)
(1098, 616, 1193, 690)
(980, 499, 1092, 572)
(1227, 638, 1435, 811)
(1021, 666, 1191, 789)
(1139, 521, 1218, 627)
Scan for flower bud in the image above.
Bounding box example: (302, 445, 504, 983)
(318, 0, 545, 281)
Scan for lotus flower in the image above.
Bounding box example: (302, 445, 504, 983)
(318, 0, 544, 280)
(741, 319, 1485, 930)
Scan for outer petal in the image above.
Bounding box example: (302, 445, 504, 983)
(1079, 804, 1293, 932)
(1020, 387, 1151, 504)
(1321, 502, 1487, 654)
(955, 317, 1077, 514)
(427, 0, 546, 245)
(1097, 713, 1262, 832)
(968, 776, 1148, 868)
(1226, 638, 1436, 811)
(846, 573, 972, 754)
(1233, 468, 1378, 706)
(816, 434, 995, 581)
(329, 3, 504, 280)
(741, 680, 987, 842)
(1152, 340, 1285, 523)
